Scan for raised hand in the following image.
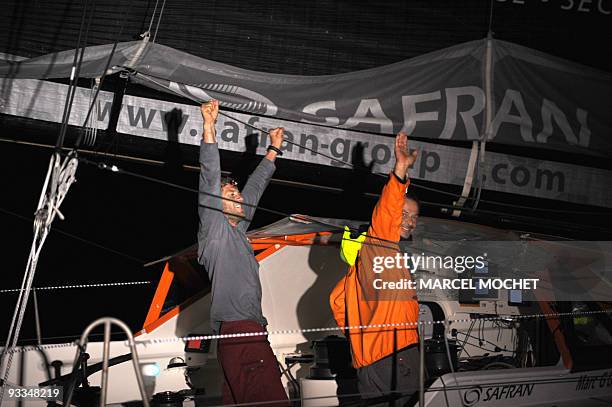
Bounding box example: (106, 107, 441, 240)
(265, 127, 285, 162)
(269, 127, 284, 149)
(200, 99, 219, 126)
(200, 99, 219, 143)
(394, 131, 418, 180)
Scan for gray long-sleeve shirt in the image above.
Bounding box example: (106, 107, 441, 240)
(197, 141, 276, 332)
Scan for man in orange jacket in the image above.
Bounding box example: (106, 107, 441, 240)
(330, 131, 420, 406)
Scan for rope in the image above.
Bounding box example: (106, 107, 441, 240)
(4, 309, 610, 354)
(56, 0, 95, 151)
(74, 0, 135, 149)
(0, 0, 138, 402)
(0, 152, 79, 402)
(5, 342, 78, 353)
(146, 0, 160, 34)
(138, 309, 612, 346)
(219, 111, 353, 168)
(0, 281, 151, 294)
(152, 0, 167, 43)
(131, 72, 361, 169)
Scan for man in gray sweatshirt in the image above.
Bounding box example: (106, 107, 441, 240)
(197, 100, 289, 405)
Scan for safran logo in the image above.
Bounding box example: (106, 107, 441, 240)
(462, 387, 482, 406)
(462, 383, 535, 405)
(168, 82, 278, 116)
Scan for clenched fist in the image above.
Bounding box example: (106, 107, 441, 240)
(269, 127, 284, 149)
(200, 99, 219, 126)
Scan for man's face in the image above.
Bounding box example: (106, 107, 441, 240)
(221, 184, 245, 225)
(400, 198, 419, 239)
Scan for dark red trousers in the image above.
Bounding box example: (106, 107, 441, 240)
(218, 320, 290, 406)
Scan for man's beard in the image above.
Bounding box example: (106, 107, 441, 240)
(224, 205, 245, 224)
(227, 213, 243, 224)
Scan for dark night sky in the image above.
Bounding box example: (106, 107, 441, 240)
(1, 0, 612, 345)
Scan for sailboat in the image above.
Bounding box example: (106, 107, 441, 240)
(1, 2, 612, 404)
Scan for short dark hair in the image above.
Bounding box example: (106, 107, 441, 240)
(221, 175, 238, 188)
(405, 190, 420, 213)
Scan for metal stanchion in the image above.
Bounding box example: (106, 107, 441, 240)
(65, 317, 150, 407)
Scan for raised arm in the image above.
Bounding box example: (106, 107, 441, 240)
(201, 100, 218, 144)
(368, 132, 418, 241)
(238, 127, 284, 232)
(198, 100, 224, 262)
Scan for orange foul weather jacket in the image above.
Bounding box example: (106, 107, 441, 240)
(329, 173, 419, 368)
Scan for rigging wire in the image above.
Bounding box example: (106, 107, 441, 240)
(4, 134, 609, 221)
(56, 0, 96, 151)
(2, 6, 608, 400)
(9, 330, 131, 347)
(0, 206, 145, 263)
(455, 333, 514, 354)
(74, 44, 116, 149)
(92, 75, 131, 159)
(152, 0, 167, 43)
(0, 0, 140, 401)
(82, 79, 99, 147)
(48, 57, 612, 236)
(457, 319, 475, 359)
(127, 71, 612, 217)
(132, 68, 358, 168)
(10, 310, 612, 352)
(74, 153, 612, 240)
(0, 281, 151, 294)
(0, 152, 79, 402)
(146, 0, 161, 35)
(81, 148, 612, 236)
(79, 156, 403, 251)
(74, 0, 135, 149)
(92, 154, 558, 250)
(5, 309, 610, 404)
(219, 111, 353, 169)
(0, 0, 97, 398)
